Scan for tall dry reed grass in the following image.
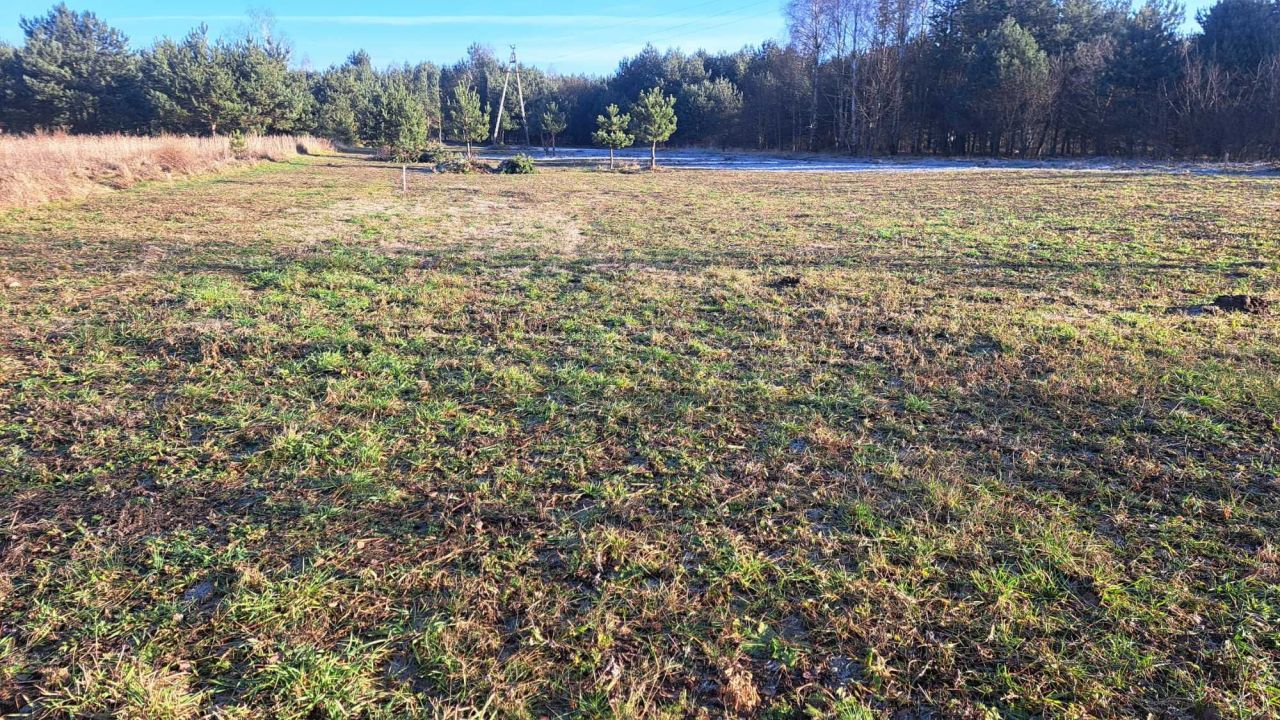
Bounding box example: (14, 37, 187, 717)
(0, 133, 334, 208)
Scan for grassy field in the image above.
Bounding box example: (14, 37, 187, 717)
(0, 155, 1277, 719)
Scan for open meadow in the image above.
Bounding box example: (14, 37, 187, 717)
(1, 154, 1277, 718)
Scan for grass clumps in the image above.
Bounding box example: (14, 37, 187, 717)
(40, 653, 207, 720)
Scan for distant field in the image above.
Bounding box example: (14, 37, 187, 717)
(1, 155, 1277, 718)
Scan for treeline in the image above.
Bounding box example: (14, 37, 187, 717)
(1, 1, 1278, 158)
(778, 0, 1280, 157)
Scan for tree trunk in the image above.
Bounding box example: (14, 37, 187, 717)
(849, 55, 859, 153)
(809, 60, 820, 150)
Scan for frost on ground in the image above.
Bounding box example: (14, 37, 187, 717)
(481, 146, 1280, 175)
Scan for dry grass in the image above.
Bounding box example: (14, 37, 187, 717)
(0, 133, 333, 208)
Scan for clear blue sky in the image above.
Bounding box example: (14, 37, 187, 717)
(0, 1, 788, 75)
(1, 0, 1216, 76)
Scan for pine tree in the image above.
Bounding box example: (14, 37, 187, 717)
(592, 103, 634, 169)
(17, 4, 145, 132)
(683, 78, 743, 147)
(320, 51, 378, 144)
(972, 17, 1050, 155)
(0, 43, 23, 132)
(370, 78, 429, 161)
(313, 66, 362, 143)
(631, 86, 678, 169)
(540, 101, 568, 155)
(1108, 0, 1184, 153)
(409, 62, 443, 141)
(1198, 0, 1280, 76)
(448, 83, 487, 158)
(226, 35, 311, 134)
(144, 26, 240, 134)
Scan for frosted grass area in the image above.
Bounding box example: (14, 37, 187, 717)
(480, 146, 1278, 175)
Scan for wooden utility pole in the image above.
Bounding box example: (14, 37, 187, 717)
(491, 46, 531, 147)
(492, 52, 511, 144)
(514, 47, 531, 148)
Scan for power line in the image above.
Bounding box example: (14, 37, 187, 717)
(641, 5, 782, 47)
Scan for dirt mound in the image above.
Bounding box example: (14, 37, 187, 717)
(1168, 294, 1271, 316)
(1211, 294, 1271, 313)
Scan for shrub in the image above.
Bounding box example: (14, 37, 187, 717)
(436, 158, 494, 174)
(373, 144, 425, 164)
(497, 154, 537, 174)
(389, 144, 423, 164)
(419, 143, 458, 164)
(435, 158, 472, 174)
(228, 130, 248, 159)
(373, 144, 421, 164)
